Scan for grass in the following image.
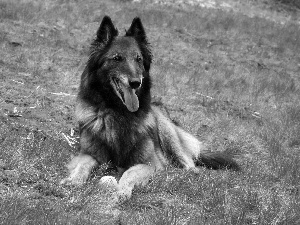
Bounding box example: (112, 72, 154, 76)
(0, 0, 300, 224)
(274, 0, 300, 9)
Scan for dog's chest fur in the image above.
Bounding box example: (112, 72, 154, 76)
(76, 101, 156, 158)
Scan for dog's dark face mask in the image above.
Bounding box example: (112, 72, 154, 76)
(88, 16, 152, 112)
(107, 37, 144, 112)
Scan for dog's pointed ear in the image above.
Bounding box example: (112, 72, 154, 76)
(96, 16, 118, 44)
(126, 17, 152, 72)
(126, 17, 147, 41)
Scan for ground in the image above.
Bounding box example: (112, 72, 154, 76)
(0, 0, 300, 224)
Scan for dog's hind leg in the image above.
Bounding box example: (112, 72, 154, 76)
(60, 153, 98, 185)
(117, 164, 155, 201)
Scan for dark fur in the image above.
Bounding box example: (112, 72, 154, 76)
(62, 16, 239, 195)
(77, 16, 155, 169)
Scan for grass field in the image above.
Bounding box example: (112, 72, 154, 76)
(0, 0, 300, 224)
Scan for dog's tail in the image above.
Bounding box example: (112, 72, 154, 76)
(196, 151, 240, 171)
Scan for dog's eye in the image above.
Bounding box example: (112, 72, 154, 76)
(112, 55, 122, 62)
(136, 55, 142, 63)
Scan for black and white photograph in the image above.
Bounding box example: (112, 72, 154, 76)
(0, 0, 299, 224)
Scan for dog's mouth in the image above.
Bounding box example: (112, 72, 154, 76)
(111, 77, 139, 112)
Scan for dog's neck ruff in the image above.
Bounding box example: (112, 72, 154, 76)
(75, 99, 156, 167)
(75, 99, 151, 134)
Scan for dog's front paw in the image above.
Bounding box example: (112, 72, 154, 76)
(99, 176, 132, 202)
(61, 154, 98, 186)
(60, 171, 89, 186)
(117, 186, 133, 203)
(60, 177, 85, 186)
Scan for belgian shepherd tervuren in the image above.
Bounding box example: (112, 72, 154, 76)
(61, 16, 239, 200)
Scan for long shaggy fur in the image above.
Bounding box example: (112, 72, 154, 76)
(61, 16, 239, 200)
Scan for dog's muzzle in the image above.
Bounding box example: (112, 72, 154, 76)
(112, 76, 143, 112)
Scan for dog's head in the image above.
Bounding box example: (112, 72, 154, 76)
(82, 16, 152, 113)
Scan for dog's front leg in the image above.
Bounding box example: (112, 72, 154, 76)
(60, 153, 98, 185)
(61, 128, 111, 185)
(117, 164, 155, 201)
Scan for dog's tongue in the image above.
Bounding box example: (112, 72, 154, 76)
(122, 85, 139, 112)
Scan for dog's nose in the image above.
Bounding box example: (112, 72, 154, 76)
(129, 78, 141, 89)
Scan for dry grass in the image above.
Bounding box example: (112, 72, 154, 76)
(0, 0, 300, 224)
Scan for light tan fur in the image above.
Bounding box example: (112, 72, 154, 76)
(61, 105, 207, 200)
(61, 16, 239, 200)
(61, 154, 98, 185)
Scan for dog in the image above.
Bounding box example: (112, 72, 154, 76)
(61, 16, 239, 200)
